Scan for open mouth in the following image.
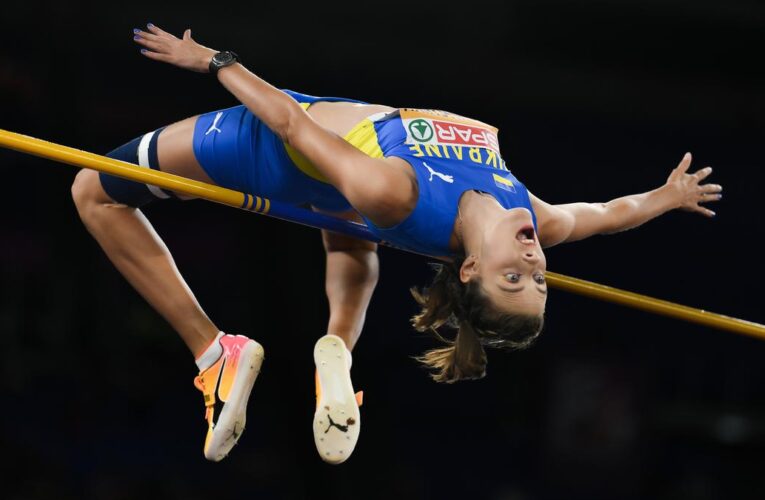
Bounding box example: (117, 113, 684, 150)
(516, 225, 535, 244)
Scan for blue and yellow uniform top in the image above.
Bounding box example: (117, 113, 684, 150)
(192, 90, 536, 258)
(331, 107, 538, 257)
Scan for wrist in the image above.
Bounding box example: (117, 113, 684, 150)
(199, 48, 217, 73)
(208, 50, 241, 76)
(656, 183, 682, 210)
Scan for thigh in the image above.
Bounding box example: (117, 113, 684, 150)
(98, 115, 221, 206)
(157, 116, 217, 199)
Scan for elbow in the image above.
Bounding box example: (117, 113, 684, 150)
(276, 112, 295, 143)
(276, 99, 304, 144)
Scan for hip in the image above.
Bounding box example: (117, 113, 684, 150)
(192, 105, 351, 212)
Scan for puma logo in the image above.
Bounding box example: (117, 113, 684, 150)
(324, 414, 356, 434)
(205, 112, 224, 135)
(423, 162, 454, 183)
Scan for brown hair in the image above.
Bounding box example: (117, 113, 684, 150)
(410, 260, 544, 383)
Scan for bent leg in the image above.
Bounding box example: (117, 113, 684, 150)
(72, 116, 219, 356)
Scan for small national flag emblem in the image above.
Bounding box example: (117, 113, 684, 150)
(493, 173, 516, 192)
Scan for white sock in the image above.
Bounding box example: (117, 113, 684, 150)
(195, 331, 225, 371)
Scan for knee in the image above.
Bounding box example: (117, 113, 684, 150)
(71, 169, 95, 211)
(71, 170, 113, 222)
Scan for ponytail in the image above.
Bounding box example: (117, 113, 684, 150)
(410, 261, 544, 383)
(410, 261, 488, 383)
(414, 320, 488, 383)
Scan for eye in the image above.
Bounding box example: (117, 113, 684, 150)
(534, 273, 546, 285)
(505, 273, 521, 283)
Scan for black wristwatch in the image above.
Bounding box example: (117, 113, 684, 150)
(209, 51, 240, 76)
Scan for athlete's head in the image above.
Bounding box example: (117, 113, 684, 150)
(410, 257, 544, 383)
(459, 206, 548, 318)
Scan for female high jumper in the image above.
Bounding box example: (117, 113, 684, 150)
(70, 24, 722, 464)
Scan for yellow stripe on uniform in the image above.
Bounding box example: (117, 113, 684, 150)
(284, 113, 385, 183)
(492, 173, 514, 188)
(343, 118, 385, 159)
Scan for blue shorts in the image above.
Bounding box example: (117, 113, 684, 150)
(100, 89, 364, 212)
(192, 89, 365, 212)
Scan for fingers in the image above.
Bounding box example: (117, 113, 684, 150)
(668, 153, 721, 219)
(133, 24, 173, 54)
(133, 24, 194, 58)
(133, 35, 165, 53)
(700, 183, 723, 194)
(675, 152, 692, 174)
(133, 30, 165, 54)
(145, 22, 174, 38)
(693, 166, 713, 182)
(693, 204, 716, 218)
(699, 192, 722, 203)
(140, 49, 171, 63)
(133, 29, 162, 42)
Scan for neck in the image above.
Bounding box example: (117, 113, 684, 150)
(456, 191, 504, 256)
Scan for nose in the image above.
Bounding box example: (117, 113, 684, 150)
(522, 251, 539, 264)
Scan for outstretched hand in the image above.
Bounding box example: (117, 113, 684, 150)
(133, 23, 217, 73)
(665, 152, 722, 217)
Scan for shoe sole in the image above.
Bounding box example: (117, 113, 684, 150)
(313, 334, 359, 464)
(204, 340, 265, 461)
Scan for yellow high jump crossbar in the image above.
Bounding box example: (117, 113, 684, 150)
(1, 128, 763, 341)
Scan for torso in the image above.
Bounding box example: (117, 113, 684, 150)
(320, 104, 537, 257)
(306, 102, 418, 219)
(307, 101, 531, 255)
(307, 101, 392, 137)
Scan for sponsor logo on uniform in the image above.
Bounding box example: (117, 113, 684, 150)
(423, 162, 454, 183)
(205, 112, 224, 135)
(493, 173, 516, 192)
(408, 119, 434, 142)
(401, 109, 501, 155)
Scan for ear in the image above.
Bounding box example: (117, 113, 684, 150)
(459, 255, 479, 283)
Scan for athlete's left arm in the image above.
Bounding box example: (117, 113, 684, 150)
(531, 153, 722, 248)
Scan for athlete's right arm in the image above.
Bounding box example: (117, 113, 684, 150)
(133, 24, 414, 225)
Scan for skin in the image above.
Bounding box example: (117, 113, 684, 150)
(455, 195, 548, 316)
(455, 153, 721, 316)
(76, 25, 722, 360)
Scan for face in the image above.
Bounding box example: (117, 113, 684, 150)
(460, 207, 548, 316)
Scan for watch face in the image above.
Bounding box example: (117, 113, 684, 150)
(214, 52, 234, 65)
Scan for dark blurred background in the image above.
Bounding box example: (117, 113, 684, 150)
(1, 1, 764, 499)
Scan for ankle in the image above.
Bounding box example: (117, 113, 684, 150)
(195, 331, 225, 370)
(178, 318, 220, 357)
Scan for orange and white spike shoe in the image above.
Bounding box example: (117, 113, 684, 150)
(193, 334, 264, 461)
(313, 334, 363, 464)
